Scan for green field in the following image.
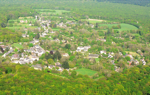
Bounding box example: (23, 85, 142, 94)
(52, 28, 60, 31)
(35, 9, 70, 15)
(99, 23, 138, 31)
(12, 43, 23, 49)
(81, 19, 105, 23)
(75, 68, 97, 76)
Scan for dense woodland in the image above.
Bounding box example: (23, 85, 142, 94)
(0, 63, 150, 94)
(97, 0, 150, 6)
(0, 0, 150, 94)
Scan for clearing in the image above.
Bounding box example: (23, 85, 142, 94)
(35, 9, 70, 15)
(12, 43, 23, 49)
(82, 19, 105, 23)
(75, 68, 97, 76)
(99, 23, 138, 31)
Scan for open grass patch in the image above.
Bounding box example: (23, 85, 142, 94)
(99, 23, 138, 31)
(12, 43, 23, 49)
(125, 51, 140, 57)
(36, 9, 70, 15)
(52, 28, 60, 31)
(82, 19, 105, 23)
(75, 68, 97, 76)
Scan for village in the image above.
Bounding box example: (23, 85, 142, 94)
(0, 10, 147, 76)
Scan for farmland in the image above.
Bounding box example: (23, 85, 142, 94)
(12, 43, 23, 49)
(75, 68, 97, 76)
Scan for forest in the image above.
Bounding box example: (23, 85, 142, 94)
(0, 62, 150, 94)
(97, 0, 150, 6)
(0, 0, 150, 94)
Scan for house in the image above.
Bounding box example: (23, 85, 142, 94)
(12, 60, 20, 64)
(127, 54, 133, 59)
(76, 47, 84, 52)
(100, 39, 106, 42)
(58, 67, 64, 72)
(108, 54, 113, 58)
(0, 42, 3, 44)
(42, 32, 47, 36)
(62, 40, 68, 43)
(44, 29, 49, 33)
(119, 52, 123, 56)
(2, 49, 13, 57)
(20, 20, 24, 23)
(35, 15, 38, 19)
(134, 60, 139, 65)
(11, 54, 20, 60)
(114, 66, 120, 72)
(54, 38, 60, 43)
(76, 46, 91, 52)
(55, 62, 61, 67)
(90, 24, 94, 28)
(32, 64, 43, 70)
(50, 31, 55, 33)
(30, 55, 39, 61)
(100, 50, 106, 55)
(0, 45, 8, 51)
(63, 53, 69, 57)
(111, 60, 115, 65)
(22, 34, 27, 38)
(141, 59, 146, 65)
(29, 24, 32, 26)
(48, 65, 55, 69)
(89, 54, 99, 58)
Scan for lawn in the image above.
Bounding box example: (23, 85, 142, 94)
(36, 9, 70, 15)
(52, 28, 60, 31)
(12, 43, 23, 49)
(125, 51, 140, 57)
(81, 19, 105, 23)
(99, 23, 138, 31)
(75, 68, 97, 76)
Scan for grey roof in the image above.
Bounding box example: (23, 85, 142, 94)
(32, 64, 43, 69)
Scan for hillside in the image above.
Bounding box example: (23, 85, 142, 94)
(0, 0, 150, 95)
(0, 63, 150, 94)
(97, 0, 150, 6)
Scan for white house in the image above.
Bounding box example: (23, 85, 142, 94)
(76, 46, 91, 52)
(100, 50, 106, 55)
(63, 53, 69, 57)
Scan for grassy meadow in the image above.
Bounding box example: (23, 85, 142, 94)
(75, 68, 97, 76)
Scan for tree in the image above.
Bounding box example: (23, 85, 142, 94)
(71, 71, 77, 78)
(62, 61, 69, 69)
(0, 46, 4, 53)
(35, 33, 40, 39)
(1, 23, 7, 28)
(62, 69, 69, 76)
(56, 51, 62, 60)
(28, 43, 33, 47)
(53, 51, 62, 60)
(34, 21, 40, 27)
(5, 47, 9, 52)
(48, 59, 54, 65)
(95, 23, 99, 28)
(65, 44, 71, 50)
(125, 56, 131, 61)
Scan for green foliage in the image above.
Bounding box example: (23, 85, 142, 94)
(71, 70, 77, 78)
(62, 61, 69, 69)
(48, 58, 54, 65)
(28, 43, 33, 47)
(69, 56, 75, 61)
(125, 56, 131, 61)
(53, 51, 62, 60)
(65, 44, 71, 50)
